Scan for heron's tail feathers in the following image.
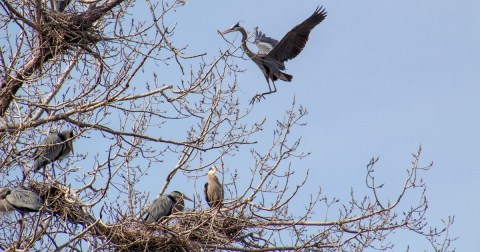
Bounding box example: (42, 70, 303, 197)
(277, 72, 293, 82)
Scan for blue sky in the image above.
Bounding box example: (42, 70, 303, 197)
(45, 0, 478, 250)
(2, 0, 478, 250)
(158, 0, 479, 250)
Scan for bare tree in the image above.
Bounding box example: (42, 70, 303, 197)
(0, 0, 455, 251)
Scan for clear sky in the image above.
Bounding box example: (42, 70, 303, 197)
(59, 0, 477, 250)
(1, 0, 478, 250)
(157, 0, 479, 250)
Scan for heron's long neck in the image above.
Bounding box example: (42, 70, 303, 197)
(167, 195, 177, 204)
(238, 27, 255, 58)
(208, 173, 222, 186)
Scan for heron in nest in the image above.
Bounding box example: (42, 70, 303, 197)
(140, 191, 192, 223)
(204, 166, 224, 208)
(0, 187, 43, 213)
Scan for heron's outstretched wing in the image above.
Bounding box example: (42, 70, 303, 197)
(254, 27, 279, 55)
(267, 6, 327, 63)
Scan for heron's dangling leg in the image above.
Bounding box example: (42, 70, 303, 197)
(251, 75, 277, 104)
(265, 76, 274, 92)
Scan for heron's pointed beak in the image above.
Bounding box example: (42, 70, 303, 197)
(213, 165, 222, 173)
(183, 195, 193, 202)
(221, 28, 234, 35)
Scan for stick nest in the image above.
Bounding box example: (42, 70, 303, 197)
(41, 11, 103, 54)
(29, 182, 248, 251)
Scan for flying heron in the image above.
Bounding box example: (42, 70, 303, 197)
(33, 130, 75, 172)
(221, 6, 327, 103)
(204, 166, 224, 208)
(0, 187, 43, 213)
(140, 191, 192, 223)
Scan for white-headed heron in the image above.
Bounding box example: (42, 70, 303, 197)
(33, 130, 75, 171)
(140, 191, 192, 223)
(0, 187, 43, 213)
(221, 6, 327, 102)
(204, 166, 224, 208)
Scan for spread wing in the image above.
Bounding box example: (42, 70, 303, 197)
(254, 27, 279, 55)
(267, 6, 327, 63)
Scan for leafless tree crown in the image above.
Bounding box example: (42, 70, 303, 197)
(0, 0, 455, 251)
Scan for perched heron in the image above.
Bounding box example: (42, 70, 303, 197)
(140, 191, 192, 223)
(0, 187, 43, 213)
(33, 130, 75, 171)
(204, 166, 224, 208)
(221, 6, 327, 102)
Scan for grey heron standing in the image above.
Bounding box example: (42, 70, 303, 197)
(204, 166, 224, 208)
(221, 6, 327, 103)
(140, 191, 192, 223)
(0, 187, 43, 213)
(33, 130, 75, 172)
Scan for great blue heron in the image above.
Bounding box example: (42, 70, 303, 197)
(0, 187, 43, 213)
(221, 6, 327, 103)
(33, 130, 75, 171)
(140, 191, 192, 223)
(204, 166, 224, 208)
